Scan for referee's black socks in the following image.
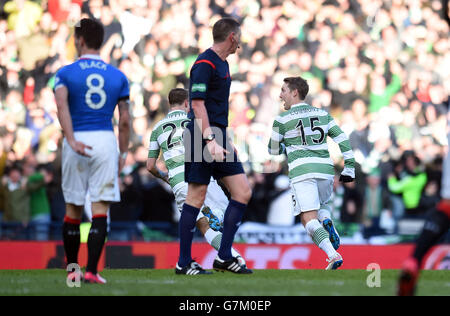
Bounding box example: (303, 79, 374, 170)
(218, 199, 247, 260)
(86, 215, 108, 274)
(178, 203, 200, 267)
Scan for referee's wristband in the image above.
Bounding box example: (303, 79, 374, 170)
(120, 152, 128, 160)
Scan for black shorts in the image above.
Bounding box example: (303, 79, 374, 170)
(184, 123, 245, 185)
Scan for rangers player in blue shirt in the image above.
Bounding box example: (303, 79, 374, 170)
(54, 19, 130, 284)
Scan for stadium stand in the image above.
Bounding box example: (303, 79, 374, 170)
(0, 0, 449, 244)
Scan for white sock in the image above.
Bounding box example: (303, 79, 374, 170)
(319, 239, 338, 259)
(305, 219, 337, 258)
(204, 228, 221, 249)
(318, 207, 331, 223)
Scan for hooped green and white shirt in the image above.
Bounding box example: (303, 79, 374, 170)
(268, 103, 355, 183)
(148, 110, 190, 191)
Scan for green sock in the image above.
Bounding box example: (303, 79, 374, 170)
(312, 227, 329, 246)
(306, 219, 337, 258)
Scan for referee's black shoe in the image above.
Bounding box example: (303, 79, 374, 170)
(213, 256, 253, 274)
(175, 260, 212, 275)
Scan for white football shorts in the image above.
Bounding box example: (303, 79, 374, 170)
(291, 178, 334, 216)
(173, 178, 228, 222)
(62, 131, 120, 205)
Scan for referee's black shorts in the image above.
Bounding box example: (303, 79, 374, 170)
(184, 123, 244, 185)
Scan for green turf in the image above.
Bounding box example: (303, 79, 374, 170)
(0, 269, 448, 296)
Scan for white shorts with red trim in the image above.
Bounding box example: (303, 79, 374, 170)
(62, 131, 120, 205)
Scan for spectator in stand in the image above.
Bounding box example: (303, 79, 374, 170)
(0, 140, 7, 236)
(0, 0, 449, 241)
(368, 62, 403, 113)
(1, 163, 30, 234)
(42, 161, 66, 227)
(3, 0, 42, 39)
(25, 101, 54, 152)
(388, 151, 427, 218)
(340, 180, 364, 225)
(362, 168, 387, 236)
(23, 156, 52, 240)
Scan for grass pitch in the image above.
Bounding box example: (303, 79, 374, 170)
(0, 269, 448, 296)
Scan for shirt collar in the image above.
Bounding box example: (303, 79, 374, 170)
(78, 54, 103, 61)
(291, 102, 309, 109)
(168, 110, 186, 115)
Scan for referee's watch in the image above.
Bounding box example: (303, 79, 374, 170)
(204, 134, 216, 142)
(120, 152, 128, 160)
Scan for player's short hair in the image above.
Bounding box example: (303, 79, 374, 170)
(168, 88, 188, 106)
(283, 77, 309, 100)
(212, 17, 240, 43)
(75, 18, 104, 50)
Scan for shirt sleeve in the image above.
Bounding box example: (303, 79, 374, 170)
(327, 114, 355, 175)
(119, 72, 130, 100)
(148, 128, 161, 159)
(53, 67, 68, 91)
(190, 60, 215, 100)
(268, 117, 285, 155)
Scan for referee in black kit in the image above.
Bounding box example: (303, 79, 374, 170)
(175, 17, 253, 275)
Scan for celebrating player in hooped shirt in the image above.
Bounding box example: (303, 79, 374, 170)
(269, 76, 355, 270)
(54, 18, 130, 284)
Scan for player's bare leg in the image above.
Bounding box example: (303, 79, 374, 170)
(185, 183, 207, 208)
(196, 217, 210, 234)
(221, 173, 252, 205)
(301, 210, 343, 270)
(84, 201, 109, 284)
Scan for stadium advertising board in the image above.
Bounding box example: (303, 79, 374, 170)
(0, 242, 448, 270)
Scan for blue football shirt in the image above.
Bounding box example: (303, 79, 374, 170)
(188, 48, 232, 128)
(54, 54, 129, 132)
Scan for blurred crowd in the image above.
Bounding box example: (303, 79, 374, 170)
(0, 0, 449, 241)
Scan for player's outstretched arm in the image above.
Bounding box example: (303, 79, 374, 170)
(118, 99, 130, 173)
(55, 86, 92, 157)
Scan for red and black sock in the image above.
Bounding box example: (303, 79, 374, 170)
(412, 204, 450, 265)
(62, 216, 81, 266)
(86, 215, 108, 274)
(437, 200, 450, 219)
